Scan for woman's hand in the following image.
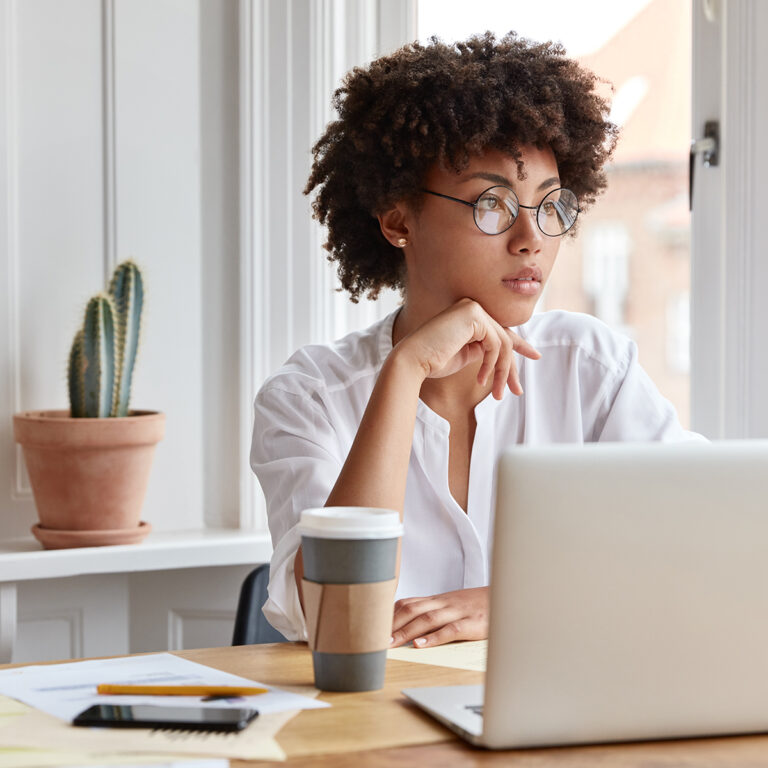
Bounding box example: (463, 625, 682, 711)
(389, 587, 489, 648)
(395, 298, 540, 399)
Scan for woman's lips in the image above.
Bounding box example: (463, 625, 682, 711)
(502, 277, 541, 296)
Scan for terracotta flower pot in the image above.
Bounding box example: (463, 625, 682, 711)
(13, 410, 165, 549)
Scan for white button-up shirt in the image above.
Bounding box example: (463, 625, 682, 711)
(251, 309, 704, 640)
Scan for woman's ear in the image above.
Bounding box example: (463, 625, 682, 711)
(378, 204, 411, 249)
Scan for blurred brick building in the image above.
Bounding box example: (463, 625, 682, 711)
(541, 0, 692, 425)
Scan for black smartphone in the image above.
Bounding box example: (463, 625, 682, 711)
(72, 703, 258, 732)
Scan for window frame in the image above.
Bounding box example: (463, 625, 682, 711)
(690, 0, 768, 439)
(238, 0, 416, 530)
(239, 0, 768, 529)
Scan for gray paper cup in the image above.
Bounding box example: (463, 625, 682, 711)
(299, 507, 403, 692)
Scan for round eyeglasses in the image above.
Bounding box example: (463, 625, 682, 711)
(422, 185, 580, 237)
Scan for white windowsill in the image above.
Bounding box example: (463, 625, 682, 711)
(0, 528, 273, 582)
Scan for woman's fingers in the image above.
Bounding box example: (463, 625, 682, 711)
(490, 330, 514, 399)
(390, 587, 490, 648)
(506, 359, 522, 396)
(461, 341, 485, 370)
(512, 334, 541, 361)
(477, 318, 541, 399)
(391, 596, 442, 634)
(411, 619, 476, 649)
(390, 603, 460, 648)
(394, 597, 428, 623)
(401, 298, 540, 388)
(476, 328, 502, 388)
(480, 320, 526, 400)
(504, 329, 538, 396)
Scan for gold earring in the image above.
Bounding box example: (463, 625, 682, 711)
(396, 237, 408, 247)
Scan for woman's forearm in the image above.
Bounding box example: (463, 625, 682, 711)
(294, 347, 423, 610)
(324, 346, 424, 515)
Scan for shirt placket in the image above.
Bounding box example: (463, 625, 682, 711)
(414, 401, 488, 590)
(466, 393, 501, 584)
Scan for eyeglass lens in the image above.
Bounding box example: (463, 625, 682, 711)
(474, 186, 579, 237)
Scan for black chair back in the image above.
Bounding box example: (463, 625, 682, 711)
(232, 564, 288, 645)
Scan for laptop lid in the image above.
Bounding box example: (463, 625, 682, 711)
(484, 439, 768, 748)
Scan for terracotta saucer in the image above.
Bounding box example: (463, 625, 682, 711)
(31, 521, 152, 550)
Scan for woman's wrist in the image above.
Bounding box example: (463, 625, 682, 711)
(389, 337, 431, 384)
(324, 341, 423, 512)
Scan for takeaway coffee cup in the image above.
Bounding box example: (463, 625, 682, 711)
(299, 507, 403, 692)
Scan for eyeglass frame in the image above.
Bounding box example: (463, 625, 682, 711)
(421, 185, 580, 237)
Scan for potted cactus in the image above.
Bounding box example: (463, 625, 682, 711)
(13, 260, 165, 549)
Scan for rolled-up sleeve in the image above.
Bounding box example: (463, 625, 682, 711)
(251, 385, 343, 640)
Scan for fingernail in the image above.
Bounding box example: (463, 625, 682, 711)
(389, 636, 394, 645)
(414, 637, 426, 647)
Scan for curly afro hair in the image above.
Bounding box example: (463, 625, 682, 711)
(305, 31, 618, 302)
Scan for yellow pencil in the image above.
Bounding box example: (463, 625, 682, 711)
(96, 684, 269, 696)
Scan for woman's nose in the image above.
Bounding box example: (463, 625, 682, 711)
(507, 207, 543, 253)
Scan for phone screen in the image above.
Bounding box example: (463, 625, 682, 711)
(73, 703, 258, 732)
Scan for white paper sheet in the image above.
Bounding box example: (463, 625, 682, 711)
(0, 653, 327, 722)
(387, 639, 487, 671)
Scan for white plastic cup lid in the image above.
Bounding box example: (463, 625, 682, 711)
(299, 507, 403, 540)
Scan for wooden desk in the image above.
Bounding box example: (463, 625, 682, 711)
(175, 642, 768, 767)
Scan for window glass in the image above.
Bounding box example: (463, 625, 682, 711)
(417, 0, 691, 426)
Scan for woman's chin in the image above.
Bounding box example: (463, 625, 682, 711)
(488, 301, 539, 329)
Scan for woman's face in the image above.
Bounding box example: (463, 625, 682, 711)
(400, 145, 564, 328)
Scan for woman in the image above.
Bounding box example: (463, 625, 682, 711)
(251, 32, 702, 648)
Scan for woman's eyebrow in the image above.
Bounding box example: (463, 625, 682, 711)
(460, 172, 511, 186)
(536, 176, 561, 191)
(460, 172, 562, 191)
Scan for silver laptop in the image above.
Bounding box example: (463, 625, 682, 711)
(403, 440, 768, 749)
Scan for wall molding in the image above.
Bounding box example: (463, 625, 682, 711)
(167, 608, 235, 651)
(0, 584, 16, 663)
(308, 0, 335, 346)
(4, 0, 29, 501)
(101, 0, 116, 278)
(239, 0, 270, 531)
(18, 607, 84, 660)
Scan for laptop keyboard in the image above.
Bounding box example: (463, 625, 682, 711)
(466, 704, 483, 716)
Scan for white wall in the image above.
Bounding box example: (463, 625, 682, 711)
(2, 0, 108, 539)
(0, 0, 241, 663)
(1, 0, 208, 537)
(0, 0, 415, 541)
(0, 0, 414, 663)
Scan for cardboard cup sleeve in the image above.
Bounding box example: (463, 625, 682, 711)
(302, 578, 397, 654)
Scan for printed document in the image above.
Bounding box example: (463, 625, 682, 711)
(0, 652, 327, 722)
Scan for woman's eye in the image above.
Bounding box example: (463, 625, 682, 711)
(478, 195, 501, 210)
(541, 201, 557, 215)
